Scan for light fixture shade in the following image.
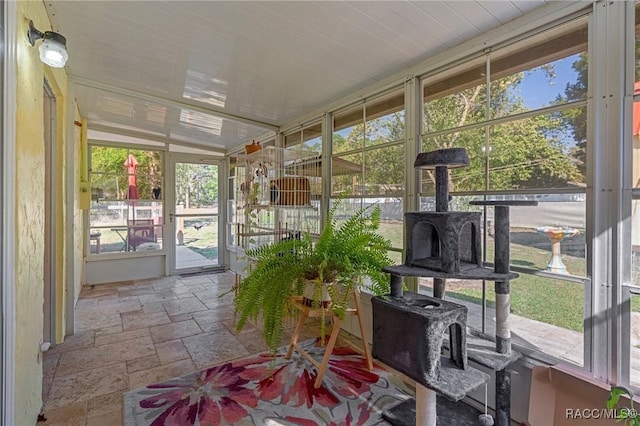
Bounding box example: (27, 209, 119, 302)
(38, 38, 68, 68)
(28, 21, 69, 68)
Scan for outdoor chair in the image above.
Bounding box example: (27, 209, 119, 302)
(128, 219, 156, 251)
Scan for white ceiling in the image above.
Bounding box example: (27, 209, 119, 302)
(45, 1, 549, 152)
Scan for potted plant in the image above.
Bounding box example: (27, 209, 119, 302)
(234, 201, 393, 352)
(606, 386, 640, 425)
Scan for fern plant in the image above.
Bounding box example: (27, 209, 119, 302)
(234, 200, 393, 352)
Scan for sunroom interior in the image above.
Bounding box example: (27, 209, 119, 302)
(3, 0, 640, 425)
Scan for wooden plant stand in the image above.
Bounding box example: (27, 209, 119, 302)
(285, 288, 373, 389)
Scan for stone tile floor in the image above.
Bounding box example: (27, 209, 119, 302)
(40, 270, 631, 425)
(39, 272, 326, 426)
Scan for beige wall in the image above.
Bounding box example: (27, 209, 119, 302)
(13, 1, 74, 424)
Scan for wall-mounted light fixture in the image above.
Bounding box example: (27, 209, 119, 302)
(27, 20, 68, 68)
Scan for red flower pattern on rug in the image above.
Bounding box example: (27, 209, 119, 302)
(124, 338, 412, 425)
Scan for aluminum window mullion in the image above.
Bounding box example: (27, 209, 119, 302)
(607, 0, 634, 387)
(587, 0, 632, 383)
(585, 4, 604, 380)
(482, 54, 491, 334)
(0, 1, 6, 421)
(332, 139, 405, 158)
(501, 263, 588, 283)
(91, 171, 160, 177)
(321, 115, 332, 231)
(421, 188, 587, 198)
(328, 86, 402, 121)
(89, 139, 168, 152)
(359, 104, 366, 205)
(422, 99, 588, 141)
(281, 120, 322, 139)
(618, 0, 638, 388)
(403, 75, 420, 293)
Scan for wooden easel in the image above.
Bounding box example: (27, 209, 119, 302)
(285, 287, 373, 389)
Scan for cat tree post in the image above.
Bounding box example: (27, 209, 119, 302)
(494, 205, 512, 426)
(469, 200, 537, 426)
(420, 159, 450, 424)
(433, 164, 448, 299)
(376, 149, 492, 426)
(416, 386, 437, 426)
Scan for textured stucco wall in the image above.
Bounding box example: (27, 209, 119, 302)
(13, 1, 70, 424)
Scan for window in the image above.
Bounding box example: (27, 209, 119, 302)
(419, 18, 588, 365)
(487, 108, 585, 191)
(332, 89, 406, 270)
(88, 145, 164, 255)
(284, 124, 323, 214)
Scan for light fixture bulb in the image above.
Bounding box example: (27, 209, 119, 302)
(38, 39, 68, 68)
(27, 20, 69, 68)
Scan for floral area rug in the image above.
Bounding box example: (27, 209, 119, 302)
(123, 338, 414, 425)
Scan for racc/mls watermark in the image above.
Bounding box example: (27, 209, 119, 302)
(566, 408, 638, 420)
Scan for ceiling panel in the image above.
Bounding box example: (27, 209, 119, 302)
(75, 86, 269, 151)
(442, 1, 516, 33)
(358, 2, 457, 48)
(479, 1, 529, 24)
(46, 1, 549, 152)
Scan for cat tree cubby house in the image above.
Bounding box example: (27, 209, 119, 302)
(372, 148, 537, 426)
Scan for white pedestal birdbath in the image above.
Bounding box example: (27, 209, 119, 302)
(536, 226, 578, 274)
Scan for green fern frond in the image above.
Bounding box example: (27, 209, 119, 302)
(234, 198, 394, 352)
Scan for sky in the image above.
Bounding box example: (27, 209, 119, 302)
(518, 54, 580, 110)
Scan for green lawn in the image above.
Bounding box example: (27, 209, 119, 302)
(182, 221, 219, 260)
(444, 275, 585, 332)
(464, 229, 587, 331)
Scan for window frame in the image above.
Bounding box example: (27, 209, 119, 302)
(86, 141, 166, 258)
(330, 87, 407, 258)
(417, 17, 590, 367)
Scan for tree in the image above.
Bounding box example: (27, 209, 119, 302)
(175, 163, 218, 208)
(90, 147, 162, 200)
(331, 71, 582, 195)
(332, 112, 405, 196)
(423, 73, 582, 192)
(557, 53, 587, 177)
(365, 112, 405, 194)
(560, 37, 640, 178)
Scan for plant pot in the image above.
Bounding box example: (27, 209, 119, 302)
(302, 280, 332, 308)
